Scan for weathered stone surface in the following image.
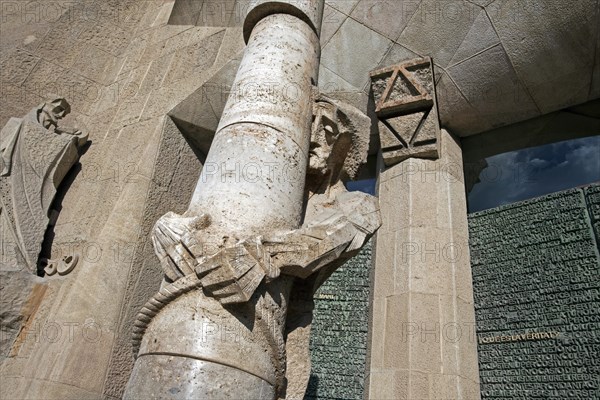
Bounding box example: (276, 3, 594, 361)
(0, 2, 249, 399)
(383, 294, 409, 369)
(0, 99, 88, 274)
(486, 0, 597, 114)
(326, 0, 360, 15)
(71, 46, 116, 84)
(436, 70, 487, 136)
(181, 0, 246, 27)
(369, 129, 480, 399)
(448, 44, 540, 130)
(0, 270, 43, 359)
(0, 108, 170, 398)
(0, 49, 40, 86)
(448, 9, 500, 66)
(397, 0, 479, 68)
(468, 0, 494, 6)
(125, 353, 275, 399)
(79, 20, 131, 57)
(321, 17, 392, 90)
(101, 116, 203, 399)
(244, 0, 325, 42)
(162, 30, 225, 86)
(320, 4, 345, 47)
(378, 44, 420, 70)
(168, 0, 204, 25)
(318, 66, 360, 94)
(368, 369, 396, 400)
(350, 0, 419, 41)
(370, 58, 441, 167)
(335, 0, 599, 137)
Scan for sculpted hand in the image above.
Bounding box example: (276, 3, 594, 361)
(195, 238, 280, 305)
(151, 212, 209, 281)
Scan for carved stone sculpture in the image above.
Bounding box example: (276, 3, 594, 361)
(127, 91, 380, 399)
(370, 57, 441, 167)
(124, 1, 380, 398)
(148, 94, 376, 301)
(0, 98, 88, 274)
(43, 253, 79, 276)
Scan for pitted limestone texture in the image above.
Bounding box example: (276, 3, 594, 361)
(370, 58, 440, 168)
(306, 240, 372, 400)
(244, 0, 325, 43)
(469, 184, 600, 399)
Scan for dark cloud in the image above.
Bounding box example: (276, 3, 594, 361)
(468, 135, 600, 213)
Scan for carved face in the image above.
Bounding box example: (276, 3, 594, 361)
(39, 98, 70, 129)
(308, 104, 340, 177)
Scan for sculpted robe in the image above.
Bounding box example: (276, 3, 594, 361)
(0, 110, 86, 273)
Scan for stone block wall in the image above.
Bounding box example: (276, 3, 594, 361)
(1, 0, 598, 398)
(469, 184, 600, 399)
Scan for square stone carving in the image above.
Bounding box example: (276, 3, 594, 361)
(370, 57, 441, 167)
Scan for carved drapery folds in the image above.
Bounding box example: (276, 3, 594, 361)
(0, 98, 88, 275)
(150, 189, 379, 305)
(370, 57, 441, 167)
(132, 93, 380, 398)
(149, 92, 378, 304)
(125, 0, 380, 397)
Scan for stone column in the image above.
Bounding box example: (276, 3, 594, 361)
(187, 14, 321, 237)
(124, 1, 324, 399)
(368, 129, 481, 399)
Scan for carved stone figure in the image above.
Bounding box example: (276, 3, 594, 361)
(148, 94, 375, 301)
(128, 92, 379, 399)
(0, 98, 88, 274)
(124, 1, 380, 398)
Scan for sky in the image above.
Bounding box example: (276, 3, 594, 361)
(346, 178, 376, 195)
(467, 135, 600, 213)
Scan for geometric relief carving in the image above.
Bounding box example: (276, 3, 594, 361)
(370, 57, 441, 167)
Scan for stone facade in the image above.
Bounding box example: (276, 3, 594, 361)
(0, 3, 219, 395)
(0, 0, 597, 399)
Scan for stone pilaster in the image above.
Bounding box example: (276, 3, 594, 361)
(368, 128, 481, 399)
